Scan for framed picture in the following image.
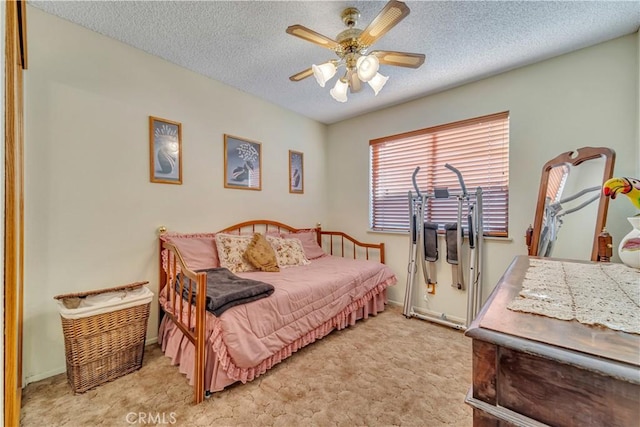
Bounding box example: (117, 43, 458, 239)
(149, 116, 182, 184)
(289, 150, 304, 194)
(224, 134, 262, 190)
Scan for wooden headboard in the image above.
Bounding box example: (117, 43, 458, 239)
(219, 219, 307, 236)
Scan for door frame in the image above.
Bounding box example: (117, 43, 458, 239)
(5, 1, 27, 425)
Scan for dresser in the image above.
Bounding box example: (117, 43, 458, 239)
(465, 256, 640, 427)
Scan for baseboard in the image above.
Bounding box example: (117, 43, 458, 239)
(23, 337, 159, 386)
(24, 365, 67, 385)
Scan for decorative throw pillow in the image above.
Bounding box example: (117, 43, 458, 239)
(165, 234, 219, 270)
(266, 236, 311, 268)
(282, 230, 326, 260)
(214, 233, 256, 273)
(244, 233, 280, 272)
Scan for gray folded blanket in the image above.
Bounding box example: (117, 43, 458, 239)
(176, 268, 274, 316)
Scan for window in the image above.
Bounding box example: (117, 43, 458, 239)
(369, 112, 509, 237)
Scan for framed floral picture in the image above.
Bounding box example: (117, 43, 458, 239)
(224, 134, 262, 190)
(149, 116, 182, 184)
(289, 150, 303, 194)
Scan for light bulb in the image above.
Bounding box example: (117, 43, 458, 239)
(368, 72, 389, 96)
(330, 79, 349, 102)
(312, 62, 337, 87)
(356, 55, 379, 82)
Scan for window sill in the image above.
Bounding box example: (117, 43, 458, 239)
(367, 229, 513, 242)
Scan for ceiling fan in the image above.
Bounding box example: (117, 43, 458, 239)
(286, 0, 425, 102)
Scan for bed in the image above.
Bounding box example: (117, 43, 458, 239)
(157, 219, 397, 403)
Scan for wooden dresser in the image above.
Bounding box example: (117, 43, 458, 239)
(465, 256, 640, 427)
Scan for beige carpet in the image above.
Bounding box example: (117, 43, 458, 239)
(21, 305, 472, 426)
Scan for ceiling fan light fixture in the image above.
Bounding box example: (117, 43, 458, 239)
(312, 62, 337, 87)
(330, 78, 349, 102)
(368, 72, 389, 96)
(287, 1, 424, 102)
(356, 54, 379, 82)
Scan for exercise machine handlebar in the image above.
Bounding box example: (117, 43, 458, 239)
(445, 163, 467, 197)
(412, 167, 422, 198)
(555, 185, 601, 205)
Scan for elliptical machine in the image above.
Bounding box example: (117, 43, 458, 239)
(402, 164, 483, 329)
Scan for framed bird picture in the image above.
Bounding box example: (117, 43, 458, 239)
(150, 116, 182, 184)
(289, 150, 304, 194)
(224, 134, 262, 190)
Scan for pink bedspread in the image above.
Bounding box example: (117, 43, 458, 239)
(159, 255, 396, 391)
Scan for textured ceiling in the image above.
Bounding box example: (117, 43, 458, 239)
(29, 1, 640, 124)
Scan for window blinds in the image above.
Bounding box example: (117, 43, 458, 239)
(369, 112, 510, 236)
(546, 165, 569, 203)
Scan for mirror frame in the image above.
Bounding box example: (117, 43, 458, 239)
(528, 146, 616, 261)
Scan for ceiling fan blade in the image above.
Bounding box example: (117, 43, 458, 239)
(347, 69, 362, 93)
(370, 50, 426, 68)
(359, 0, 410, 47)
(289, 67, 314, 82)
(286, 25, 340, 50)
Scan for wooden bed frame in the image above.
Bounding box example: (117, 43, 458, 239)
(157, 219, 386, 404)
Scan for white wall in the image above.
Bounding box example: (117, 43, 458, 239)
(326, 34, 639, 320)
(23, 7, 328, 383)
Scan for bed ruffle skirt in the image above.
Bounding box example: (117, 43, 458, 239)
(158, 282, 390, 392)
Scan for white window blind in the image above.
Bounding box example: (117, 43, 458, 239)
(369, 112, 510, 237)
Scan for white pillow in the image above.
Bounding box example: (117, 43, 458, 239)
(214, 233, 256, 273)
(266, 236, 311, 268)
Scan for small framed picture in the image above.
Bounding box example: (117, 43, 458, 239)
(149, 116, 182, 184)
(289, 150, 304, 194)
(224, 134, 262, 190)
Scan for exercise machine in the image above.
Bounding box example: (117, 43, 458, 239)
(536, 185, 601, 257)
(402, 164, 483, 329)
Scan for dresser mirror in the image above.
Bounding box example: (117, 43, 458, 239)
(527, 147, 616, 261)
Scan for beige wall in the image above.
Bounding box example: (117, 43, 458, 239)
(326, 34, 639, 320)
(23, 7, 328, 383)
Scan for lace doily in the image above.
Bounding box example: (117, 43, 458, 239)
(507, 259, 640, 334)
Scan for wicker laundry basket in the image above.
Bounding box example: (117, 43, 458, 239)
(54, 281, 152, 393)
